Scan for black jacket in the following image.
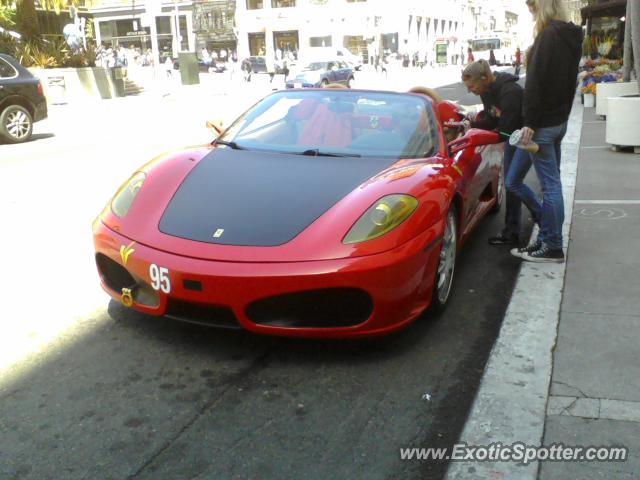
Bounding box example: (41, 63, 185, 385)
(471, 71, 523, 136)
(523, 20, 583, 128)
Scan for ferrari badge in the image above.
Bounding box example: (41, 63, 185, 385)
(120, 242, 135, 266)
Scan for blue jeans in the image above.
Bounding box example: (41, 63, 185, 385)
(505, 144, 541, 228)
(503, 143, 537, 236)
(508, 123, 567, 249)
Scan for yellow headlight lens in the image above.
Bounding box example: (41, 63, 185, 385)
(110, 171, 146, 218)
(343, 194, 419, 244)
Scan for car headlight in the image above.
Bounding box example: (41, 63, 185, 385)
(343, 194, 419, 244)
(110, 171, 146, 218)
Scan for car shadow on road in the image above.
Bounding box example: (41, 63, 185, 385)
(105, 298, 441, 367)
(0, 133, 55, 145)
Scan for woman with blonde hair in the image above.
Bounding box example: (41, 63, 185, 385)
(510, 0, 582, 263)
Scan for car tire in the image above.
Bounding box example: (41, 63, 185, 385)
(346, 76, 354, 88)
(430, 206, 458, 313)
(489, 161, 504, 214)
(0, 105, 33, 144)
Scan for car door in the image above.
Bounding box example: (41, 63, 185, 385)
(326, 61, 338, 83)
(452, 143, 498, 232)
(337, 61, 349, 83)
(0, 56, 19, 103)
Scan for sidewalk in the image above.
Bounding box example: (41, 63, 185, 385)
(446, 99, 640, 479)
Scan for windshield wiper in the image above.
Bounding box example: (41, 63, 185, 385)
(214, 139, 245, 150)
(297, 149, 361, 158)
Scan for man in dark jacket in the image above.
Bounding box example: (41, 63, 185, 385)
(463, 60, 538, 245)
(511, 12, 582, 263)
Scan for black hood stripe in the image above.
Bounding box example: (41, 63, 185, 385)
(159, 148, 397, 246)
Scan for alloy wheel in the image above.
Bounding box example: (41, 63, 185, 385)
(436, 209, 457, 305)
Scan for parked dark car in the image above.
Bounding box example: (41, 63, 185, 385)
(286, 60, 354, 88)
(0, 53, 47, 144)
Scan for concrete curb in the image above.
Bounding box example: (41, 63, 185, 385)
(445, 99, 584, 480)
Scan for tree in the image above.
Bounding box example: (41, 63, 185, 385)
(623, 0, 640, 91)
(16, 0, 39, 40)
(40, 0, 79, 15)
(14, 0, 80, 41)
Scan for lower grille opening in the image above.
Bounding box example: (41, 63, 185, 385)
(165, 299, 241, 329)
(95, 253, 159, 307)
(246, 288, 373, 328)
(96, 253, 136, 292)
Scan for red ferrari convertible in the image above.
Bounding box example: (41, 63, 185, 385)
(93, 89, 503, 338)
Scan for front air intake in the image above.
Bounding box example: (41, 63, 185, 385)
(246, 288, 373, 328)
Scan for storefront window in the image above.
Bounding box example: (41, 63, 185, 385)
(273, 30, 299, 55)
(343, 35, 366, 58)
(156, 16, 172, 35)
(247, 0, 263, 10)
(591, 16, 622, 58)
(116, 19, 135, 37)
(249, 32, 266, 56)
(309, 36, 332, 47)
(272, 0, 296, 7)
(179, 15, 189, 51)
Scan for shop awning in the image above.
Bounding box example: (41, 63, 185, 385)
(580, 0, 626, 25)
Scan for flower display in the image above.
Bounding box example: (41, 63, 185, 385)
(581, 83, 597, 95)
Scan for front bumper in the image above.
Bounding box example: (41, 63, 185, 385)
(93, 222, 442, 338)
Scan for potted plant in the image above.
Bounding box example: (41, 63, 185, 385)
(581, 82, 596, 107)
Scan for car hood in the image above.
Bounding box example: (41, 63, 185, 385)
(108, 147, 450, 262)
(158, 148, 397, 247)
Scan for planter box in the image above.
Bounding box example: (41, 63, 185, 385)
(606, 95, 640, 153)
(28, 67, 125, 104)
(584, 93, 595, 108)
(596, 81, 639, 117)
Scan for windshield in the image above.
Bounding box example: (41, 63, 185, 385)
(304, 62, 328, 71)
(471, 39, 501, 51)
(218, 90, 440, 159)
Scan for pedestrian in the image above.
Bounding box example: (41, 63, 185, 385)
(241, 57, 252, 82)
(514, 47, 522, 76)
(467, 47, 474, 63)
(462, 59, 538, 246)
(265, 54, 276, 84)
(282, 55, 290, 83)
(379, 54, 388, 76)
(164, 54, 173, 77)
(201, 46, 211, 70)
(510, 0, 582, 263)
(489, 49, 497, 66)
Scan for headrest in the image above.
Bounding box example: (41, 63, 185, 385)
(437, 101, 465, 125)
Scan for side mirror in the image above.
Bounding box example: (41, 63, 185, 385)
(448, 128, 501, 154)
(206, 119, 224, 136)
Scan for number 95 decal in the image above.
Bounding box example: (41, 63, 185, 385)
(149, 264, 171, 293)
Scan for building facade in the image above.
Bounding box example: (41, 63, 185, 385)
(84, 0, 196, 57)
(234, 0, 473, 65)
(192, 0, 237, 54)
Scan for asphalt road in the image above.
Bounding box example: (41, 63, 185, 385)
(0, 71, 534, 480)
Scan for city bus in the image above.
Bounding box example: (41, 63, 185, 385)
(468, 35, 515, 66)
